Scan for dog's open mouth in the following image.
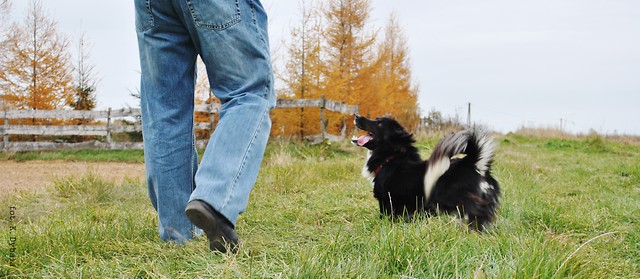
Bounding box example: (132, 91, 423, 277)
(352, 132, 373, 147)
(352, 115, 376, 147)
(355, 135, 372, 147)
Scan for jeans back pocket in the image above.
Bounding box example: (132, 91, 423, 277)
(186, 0, 241, 30)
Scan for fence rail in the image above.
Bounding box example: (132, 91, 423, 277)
(1, 97, 358, 151)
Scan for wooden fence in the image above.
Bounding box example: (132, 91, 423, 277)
(0, 97, 358, 152)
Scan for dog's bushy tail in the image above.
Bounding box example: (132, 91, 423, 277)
(424, 128, 497, 198)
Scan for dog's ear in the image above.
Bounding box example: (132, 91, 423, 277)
(383, 124, 411, 142)
(394, 127, 407, 137)
(391, 125, 415, 143)
(397, 129, 413, 140)
(404, 132, 415, 140)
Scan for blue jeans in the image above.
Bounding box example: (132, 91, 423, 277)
(135, 0, 275, 242)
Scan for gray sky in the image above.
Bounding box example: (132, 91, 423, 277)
(9, 0, 640, 135)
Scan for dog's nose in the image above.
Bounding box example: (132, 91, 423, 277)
(353, 113, 361, 125)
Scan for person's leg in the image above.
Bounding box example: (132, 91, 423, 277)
(135, 0, 199, 242)
(180, 0, 275, 226)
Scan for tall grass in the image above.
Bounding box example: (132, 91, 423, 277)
(1, 136, 639, 278)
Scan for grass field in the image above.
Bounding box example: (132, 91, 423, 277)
(1, 133, 639, 278)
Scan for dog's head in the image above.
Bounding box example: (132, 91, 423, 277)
(352, 114, 414, 150)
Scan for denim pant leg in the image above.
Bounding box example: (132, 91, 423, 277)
(181, 0, 276, 225)
(135, 0, 199, 242)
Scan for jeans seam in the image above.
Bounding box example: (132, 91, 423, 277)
(191, 126, 196, 192)
(249, 0, 271, 101)
(190, 127, 197, 234)
(219, 104, 268, 211)
(138, 0, 154, 32)
(250, 0, 268, 48)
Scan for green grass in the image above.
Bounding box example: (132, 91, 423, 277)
(1, 135, 639, 278)
(0, 149, 145, 163)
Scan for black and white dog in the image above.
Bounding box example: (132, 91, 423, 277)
(352, 115, 500, 231)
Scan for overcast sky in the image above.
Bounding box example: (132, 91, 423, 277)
(8, 0, 640, 135)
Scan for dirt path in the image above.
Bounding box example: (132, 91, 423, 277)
(0, 161, 145, 199)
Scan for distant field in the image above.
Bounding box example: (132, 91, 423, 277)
(1, 134, 639, 278)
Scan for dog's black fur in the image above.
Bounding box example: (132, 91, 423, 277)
(352, 115, 500, 230)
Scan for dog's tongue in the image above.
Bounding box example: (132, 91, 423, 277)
(356, 135, 372, 146)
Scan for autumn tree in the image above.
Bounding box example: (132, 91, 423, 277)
(322, 0, 376, 133)
(70, 33, 98, 111)
(0, 0, 12, 110)
(0, 0, 11, 36)
(0, 0, 74, 112)
(273, 0, 325, 138)
(372, 13, 419, 128)
(0, 0, 11, 37)
(275, 0, 421, 137)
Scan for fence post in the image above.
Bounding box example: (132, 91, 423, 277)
(2, 109, 7, 151)
(209, 103, 216, 138)
(106, 107, 112, 145)
(352, 104, 359, 136)
(320, 95, 326, 139)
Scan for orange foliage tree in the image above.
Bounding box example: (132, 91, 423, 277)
(0, 0, 74, 113)
(272, 0, 325, 138)
(277, 0, 420, 137)
(370, 13, 420, 129)
(321, 0, 378, 135)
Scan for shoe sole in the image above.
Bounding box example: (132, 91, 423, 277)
(185, 200, 238, 253)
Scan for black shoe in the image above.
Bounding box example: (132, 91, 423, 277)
(185, 200, 239, 253)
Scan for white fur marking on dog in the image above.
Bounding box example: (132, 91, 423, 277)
(423, 157, 451, 201)
(480, 181, 492, 194)
(361, 151, 375, 187)
(423, 131, 471, 201)
(475, 132, 497, 177)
